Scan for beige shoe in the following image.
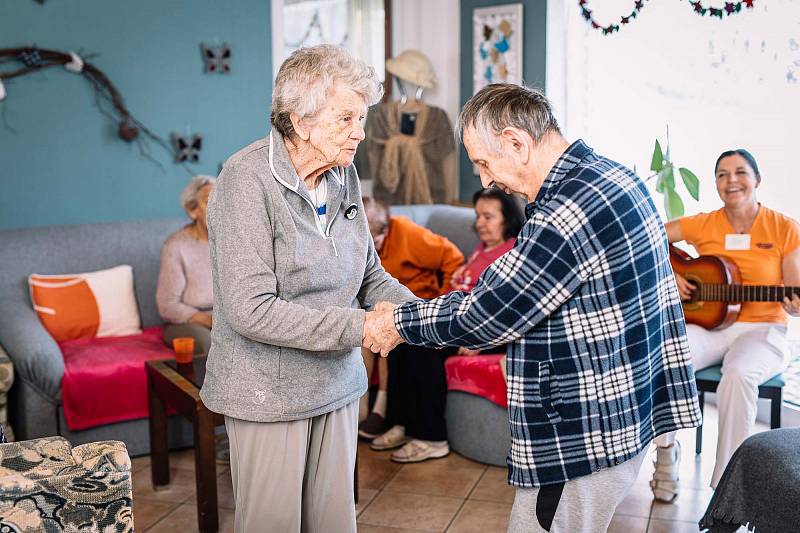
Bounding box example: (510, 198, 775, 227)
(370, 425, 410, 451)
(391, 439, 449, 463)
(650, 442, 680, 503)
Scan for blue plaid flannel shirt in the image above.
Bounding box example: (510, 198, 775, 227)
(394, 140, 702, 487)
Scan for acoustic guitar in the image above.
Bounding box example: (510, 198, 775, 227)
(669, 245, 800, 330)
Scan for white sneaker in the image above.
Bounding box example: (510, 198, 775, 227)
(650, 441, 681, 503)
(370, 425, 410, 451)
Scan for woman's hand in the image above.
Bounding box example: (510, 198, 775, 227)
(190, 311, 213, 329)
(674, 273, 696, 302)
(783, 293, 800, 317)
(457, 347, 480, 357)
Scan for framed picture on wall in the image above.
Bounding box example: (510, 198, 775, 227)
(473, 3, 523, 95)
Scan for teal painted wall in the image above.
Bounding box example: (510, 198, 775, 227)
(0, 0, 272, 229)
(459, 0, 547, 201)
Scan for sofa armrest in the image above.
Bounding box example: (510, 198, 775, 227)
(0, 300, 64, 401)
(72, 440, 131, 473)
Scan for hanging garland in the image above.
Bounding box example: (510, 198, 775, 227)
(579, 0, 755, 35)
(0, 46, 174, 168)
(578, 0, 647, 36)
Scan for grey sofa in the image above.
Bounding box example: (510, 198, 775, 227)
(0, 203, 508, 463)
(0, 218, 194, 456)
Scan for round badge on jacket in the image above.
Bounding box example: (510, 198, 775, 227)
(345, 204, 359, 220)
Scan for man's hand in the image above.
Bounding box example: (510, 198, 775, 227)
(457, 347, 481, 356)
(363, 302, 403, 356)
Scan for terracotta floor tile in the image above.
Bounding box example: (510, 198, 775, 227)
(431, 451, 487, 471)
(356, 488, 379, 516)
(132, 465, 196, 504)
(357, 526, 426, 533)
(145, 503, 235, 533)
(357, 490, 462, 532)
(650, 487, 713, 523)
(615, 482, 655, 519)
(358, 454, 403, 490)
(384, 462, 483, 498)
(647, 518, 702, 533)
(468, 467, 515, 504)
(130, 454, 151, 474)
(447, 499, 512, 533)
(168, 447, 198, 470)
(131, 499, 178, 531)
(607, 513, 650, 533)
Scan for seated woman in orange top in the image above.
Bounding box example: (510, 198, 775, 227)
(651, 149, 800, 502)
(359, 197, 464, 438)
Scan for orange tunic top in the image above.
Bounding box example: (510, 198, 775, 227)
(679, 205, 800, 324)
(378, 215, 464, 299)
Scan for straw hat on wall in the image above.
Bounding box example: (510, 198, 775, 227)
(386, 49, 437, 89)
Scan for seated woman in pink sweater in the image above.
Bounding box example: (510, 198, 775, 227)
(156, 175, 215, 355)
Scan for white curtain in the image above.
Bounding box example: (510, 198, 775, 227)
(279, 0, 385, 81)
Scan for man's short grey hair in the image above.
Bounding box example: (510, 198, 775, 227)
(456, 84, 561, 152)
(271, 44, 384, 139)
(181, 175, 216, 213)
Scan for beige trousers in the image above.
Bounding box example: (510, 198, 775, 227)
(655, 322, 788, 487)
(225, 400, 359, 533)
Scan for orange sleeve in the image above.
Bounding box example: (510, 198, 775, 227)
(400, 219, 465, 290)
(781, 216, 800, 256)
(677, 212, 708, 245)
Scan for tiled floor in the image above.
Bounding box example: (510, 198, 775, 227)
(131, 404, 759, 532)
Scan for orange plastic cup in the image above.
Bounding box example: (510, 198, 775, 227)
(172, 337, 195, 364)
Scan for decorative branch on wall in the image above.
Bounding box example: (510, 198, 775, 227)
(0, 46, 175, 167)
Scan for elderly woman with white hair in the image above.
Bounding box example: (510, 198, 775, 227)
(199, 45, 414, 532)
(156, 175, 216, 355)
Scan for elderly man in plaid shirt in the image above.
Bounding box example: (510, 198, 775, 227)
(363, 84, 701, 532)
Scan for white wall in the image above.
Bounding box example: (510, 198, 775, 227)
(391, 0, 461, 124)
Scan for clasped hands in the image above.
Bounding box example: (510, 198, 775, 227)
(363, 301, 403, 357)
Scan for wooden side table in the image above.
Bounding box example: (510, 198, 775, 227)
(146, 357, 224, 533)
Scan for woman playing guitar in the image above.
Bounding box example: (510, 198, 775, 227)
(651, 149, 800, 503)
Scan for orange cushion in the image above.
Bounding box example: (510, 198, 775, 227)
(29, 265, 142, 343)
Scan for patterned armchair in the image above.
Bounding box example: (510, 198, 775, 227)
(0, 436, 133, 532)
(0, 344, 13, 442)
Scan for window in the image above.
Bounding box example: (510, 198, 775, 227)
(273, 0, 386, 80)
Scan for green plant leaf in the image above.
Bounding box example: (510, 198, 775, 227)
(660, 165, 675, 189)
(679, 167, 700, 201)
(655, 175, 664, 193)
(664, 187, 685, 220)
(650, 140, 664, 172)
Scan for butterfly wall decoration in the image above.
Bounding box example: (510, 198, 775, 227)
(171, 132, 203, 163)
(201, 43, 231, 74)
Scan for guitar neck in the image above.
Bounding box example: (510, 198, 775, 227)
(699, 284, 800, 302)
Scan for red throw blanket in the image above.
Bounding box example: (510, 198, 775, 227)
(444, 354, 507, 408)
(59, 326, 173, 431)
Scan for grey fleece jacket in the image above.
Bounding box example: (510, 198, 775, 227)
(199, 131, 414, 422)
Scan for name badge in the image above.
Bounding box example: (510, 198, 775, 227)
(725, 233, 750, 251)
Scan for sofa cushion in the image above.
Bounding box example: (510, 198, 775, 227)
(444, 354, 508, 408)
(60, 326, 172, 431)
(29, 265, 142, 342)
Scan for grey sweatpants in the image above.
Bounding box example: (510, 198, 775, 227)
(224, 400, 359, 533)
(508, 450, 646, 533)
